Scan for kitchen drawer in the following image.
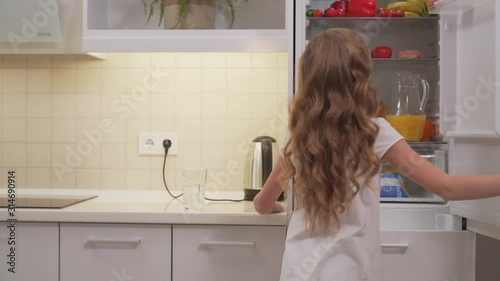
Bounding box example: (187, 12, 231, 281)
(172, 225, 286, 281)
(0, 222, 58, 281)
(60, 223, 171, 281)
(381, 231, 475, 281)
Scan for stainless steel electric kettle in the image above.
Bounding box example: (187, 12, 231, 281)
(243, 136, 280, 201)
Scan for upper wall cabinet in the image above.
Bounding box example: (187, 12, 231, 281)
(83, 0, 291, 52)
(0, 0, 101, 56)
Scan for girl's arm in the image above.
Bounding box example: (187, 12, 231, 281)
(254, 156, 286, 214)
(384, 140, 500, 200)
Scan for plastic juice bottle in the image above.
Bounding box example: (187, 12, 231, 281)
(385, 115, 426, 141)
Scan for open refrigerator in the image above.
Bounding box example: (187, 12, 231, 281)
(288, 0, 500, 280)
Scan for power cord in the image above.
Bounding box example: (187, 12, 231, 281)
(162, 139, 244, 202)
(162, 139, 182, 199)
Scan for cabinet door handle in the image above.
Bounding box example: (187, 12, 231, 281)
(200, 241, 256, 247)
(381, 243, 410, 251)
(87, 239, 142, 247)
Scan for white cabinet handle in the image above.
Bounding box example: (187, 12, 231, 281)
(87, 239, 142, 247)
(381, 243, 410, 251)
(200, 241, 256, 247)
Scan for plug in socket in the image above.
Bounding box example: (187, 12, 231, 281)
(138, 133, 178, 155)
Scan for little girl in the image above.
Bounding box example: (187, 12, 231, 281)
(254, 28, 500, 281)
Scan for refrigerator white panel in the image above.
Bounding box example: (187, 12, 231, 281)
(496, 0, 500, 136)
(380, 204, 454, 231)
(433, 0, 494, 14)
(440, 13, 459, 135)
(449, 137, 500, 239)
(447, 1, 500, 241)
(450, 1, 497, 135)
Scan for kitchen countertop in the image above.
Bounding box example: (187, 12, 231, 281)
(0, 189, 456, 230)
(0, 189, 287, 226)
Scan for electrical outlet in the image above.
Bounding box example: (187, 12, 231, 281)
(138, 133, 178, 155)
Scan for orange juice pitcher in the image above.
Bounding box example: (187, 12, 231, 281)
(386, 72, 429, 141)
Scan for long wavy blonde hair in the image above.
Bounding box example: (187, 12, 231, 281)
(279, 28, 381, 236)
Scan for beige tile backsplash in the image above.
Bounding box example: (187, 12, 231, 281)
(0, 53, 289, 191)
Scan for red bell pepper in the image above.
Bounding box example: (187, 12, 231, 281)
(331, 0, 349, 11)
(348, 0, 377, 17)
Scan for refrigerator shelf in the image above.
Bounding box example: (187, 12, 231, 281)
(307, 16, 440, 21)
(307, 15, 440, 30)
(372, 58, 440, 63)
(380, 197, 445, 204)
(380, 141, 448, 204)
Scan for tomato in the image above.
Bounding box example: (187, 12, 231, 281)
(376, 8, 388, 17)
(306, 9, 315, 17)
(420, 120, 435, 141)
(388, 9, 398, 17)
(337, 9, 347, 17)
(324, 8, 339, 17)
(388, 9, 405, 17)
(395, 9, 405, 17)
(372, 46, 393, 58)
(313, 9, 324, 17)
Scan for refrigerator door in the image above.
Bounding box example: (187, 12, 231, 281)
(441, 1, 500, 240)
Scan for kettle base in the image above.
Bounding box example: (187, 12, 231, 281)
(243, 189, 285, 201)
(243, 189, 260, 201)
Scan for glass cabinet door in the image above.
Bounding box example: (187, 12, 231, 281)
(84, 0, 290, 52)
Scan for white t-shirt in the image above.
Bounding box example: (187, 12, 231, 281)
(279, 118, 404, 281)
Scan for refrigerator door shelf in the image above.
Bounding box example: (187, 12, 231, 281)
(380, 142, 448, 204)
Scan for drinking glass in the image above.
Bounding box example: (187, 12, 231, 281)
(182, 169, 206, 211)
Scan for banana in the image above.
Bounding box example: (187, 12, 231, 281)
(386, 1, 407, 10)
(406, 0, 425, 10)
(404, 11, 421, 17)
(386, 2, 424, 15)
(407, 0, 429, 15)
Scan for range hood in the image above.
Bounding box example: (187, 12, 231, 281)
(0, 0, 62, 51)
(0, 0, 103, 57)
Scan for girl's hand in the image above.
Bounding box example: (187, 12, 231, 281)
(271, 202, 285, 213)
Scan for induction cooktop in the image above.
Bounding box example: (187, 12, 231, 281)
(0, 195, 97, 209)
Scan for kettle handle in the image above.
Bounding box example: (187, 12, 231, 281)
(261, 139, 273, 186)
(420, 78, 430, 111)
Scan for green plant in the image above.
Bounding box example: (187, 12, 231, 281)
(141, 0, 239, 29)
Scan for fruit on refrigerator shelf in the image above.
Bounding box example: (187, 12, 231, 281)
(386, 0, 430, 17)
(348, 0, 377, 17)
(325, 8, 347, 17)
(404, 11, 420, 17)
(337, 9, 347, 17)
(312, 9, 324, 17)
(371, 46, 393, 58)
(376, 101, 386, 117)
(375, 7, 388, 17)
(388, 9, 405, 17)
(306, 9, 315, 17)
(325, 8, 339, 17)
(420, 119, 435, 141)
(331, 0, 349, 11)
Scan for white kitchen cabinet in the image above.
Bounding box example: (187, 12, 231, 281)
(0, 0, 103, 57)
(60, 223, 172, 281)
(172, 225, 286, 281)
(381, 231, 475, 281)
(83, 0, 292, 52)
(0, 222, 58, 281)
